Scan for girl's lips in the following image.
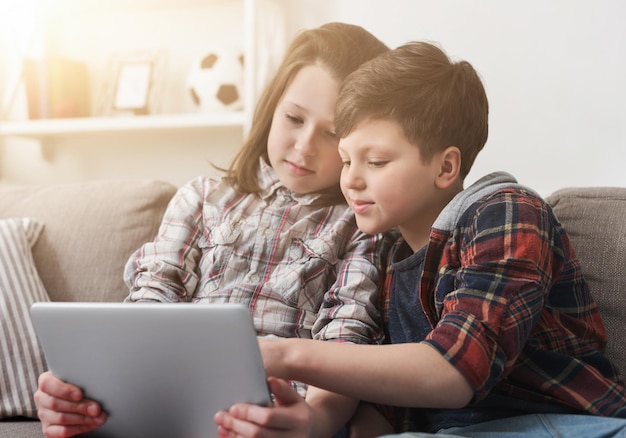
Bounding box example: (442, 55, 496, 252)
(351, 199, 373, 215)
(285, 160, 313, 176)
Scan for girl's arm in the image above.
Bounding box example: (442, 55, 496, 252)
(312, 224, 394, 345)
(305, 386, 358, 438)
(347, 402, 395, 438)
(35, 371, 107, 438)
(214, 378, 357, 438)
(123, 177, 207, 302)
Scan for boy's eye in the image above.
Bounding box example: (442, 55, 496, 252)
(369, 161, 387, 168)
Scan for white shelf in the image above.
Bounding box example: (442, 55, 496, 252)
(0, 0, 259, 142)
(0, 112, 245, 139)
(46, 0, 227, 15)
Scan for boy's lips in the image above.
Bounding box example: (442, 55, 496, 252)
(350, 198, 374, 215)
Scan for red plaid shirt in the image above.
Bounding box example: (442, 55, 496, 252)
(384, 179, 626, 423)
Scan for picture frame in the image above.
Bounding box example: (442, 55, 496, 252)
(96, 50, 167, 117)
(113, 59, 153, 114)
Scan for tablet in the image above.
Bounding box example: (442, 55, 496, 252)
(30, 302, 272, 438)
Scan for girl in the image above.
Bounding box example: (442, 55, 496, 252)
(35, 22, 391, 438)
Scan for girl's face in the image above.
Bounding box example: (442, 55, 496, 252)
(267, 64, 343, 195)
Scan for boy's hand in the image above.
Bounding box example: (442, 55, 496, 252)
(34, 371, 106, 438)
(214, 377, 313, 438)
(258, 338, 291, 378)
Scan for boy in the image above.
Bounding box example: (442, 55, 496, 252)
(216, 41, 626, 437)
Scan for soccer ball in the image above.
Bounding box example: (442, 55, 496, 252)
(187, 48, 244, 112)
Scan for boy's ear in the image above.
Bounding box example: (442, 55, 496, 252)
(435, 146, 461, 189)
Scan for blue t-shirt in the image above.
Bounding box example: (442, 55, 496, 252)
(387, 240, 574, 433)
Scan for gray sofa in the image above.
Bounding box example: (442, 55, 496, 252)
(0, 181, 625, 437)
(0, 180, 177, 438)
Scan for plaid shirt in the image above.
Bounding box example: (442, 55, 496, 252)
(384, 173, 626, 429)
(124, 162, 387, 346)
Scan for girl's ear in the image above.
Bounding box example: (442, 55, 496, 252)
(435, 146, 461, 190)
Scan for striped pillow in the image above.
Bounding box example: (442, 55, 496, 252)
(0, 218, 50, 419)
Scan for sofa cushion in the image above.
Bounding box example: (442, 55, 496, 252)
(0, 419, 43, 438)
(0, 218, 49, 419)
(0, 180, 177, 303)
(546, 187, 626, 378)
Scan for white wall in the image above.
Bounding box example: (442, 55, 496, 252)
(280, 0, 626, 196)
(2, 0, 625, 195)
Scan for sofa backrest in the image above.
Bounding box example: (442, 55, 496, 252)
(0, 180, 177, 303)
(547, 187, 626, 379)
(2, 181, 623, 383)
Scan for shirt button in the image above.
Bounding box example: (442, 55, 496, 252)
(250, 274, 260, 282)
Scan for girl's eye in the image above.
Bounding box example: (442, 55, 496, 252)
(322, 131, 339, 145)
(286, 114, 303, 124)
(342, 160, 351, 167)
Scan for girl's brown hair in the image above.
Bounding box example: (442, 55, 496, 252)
(225, 22, 388, 194)
(335, 41, 489, 180)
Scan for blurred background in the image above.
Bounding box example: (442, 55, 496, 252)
(1, 0, 625, 196)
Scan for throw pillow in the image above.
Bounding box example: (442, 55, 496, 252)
(0, 217, 50, 419)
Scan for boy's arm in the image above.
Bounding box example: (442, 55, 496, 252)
(260, 338, 474, 409)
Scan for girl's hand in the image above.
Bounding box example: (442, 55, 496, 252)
(34, 371, 106, 438)
(214, 377, 313, 438)
(347, 402, 395, 438)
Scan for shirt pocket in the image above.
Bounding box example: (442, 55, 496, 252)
(197, 221, 242, 292)
(270, 237, 339, 310)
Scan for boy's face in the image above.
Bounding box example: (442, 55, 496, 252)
(339, 118, 445, 246)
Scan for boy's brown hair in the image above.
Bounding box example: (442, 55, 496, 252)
(335, 41, 489, 180)
(225, 22, 388, 194)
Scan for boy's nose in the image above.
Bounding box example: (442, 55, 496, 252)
(341, 165, 364, 190)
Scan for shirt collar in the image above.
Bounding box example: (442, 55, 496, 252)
(258, 159, 345, 206)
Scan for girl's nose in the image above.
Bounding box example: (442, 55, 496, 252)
(294, 128, 317, 156)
